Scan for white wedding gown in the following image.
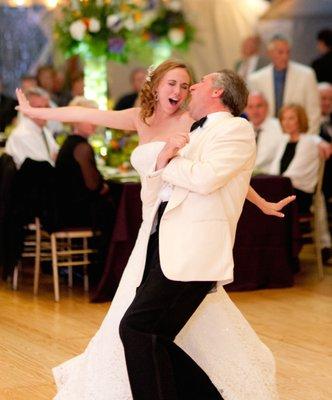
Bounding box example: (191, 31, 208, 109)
(53, 142, 279, 400)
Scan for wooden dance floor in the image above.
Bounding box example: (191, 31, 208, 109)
(0, 245, 331, 400)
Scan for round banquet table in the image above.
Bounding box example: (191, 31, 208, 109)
(91, 175, 301, 302)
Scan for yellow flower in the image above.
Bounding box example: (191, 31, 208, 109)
(134, 11, 142, 22)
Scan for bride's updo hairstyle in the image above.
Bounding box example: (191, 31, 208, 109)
(139, 59, 192, 124)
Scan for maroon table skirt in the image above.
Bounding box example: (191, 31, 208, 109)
(91, 175, 301, 302)
(226, 175, 301, 291)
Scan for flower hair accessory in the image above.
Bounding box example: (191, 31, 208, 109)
(145, 64, 155, 82)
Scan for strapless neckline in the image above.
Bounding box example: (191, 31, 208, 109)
(130, 141, 166, 176)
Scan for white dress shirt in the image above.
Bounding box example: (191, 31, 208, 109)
(253, 117, 284, 173)
(5, 116, 59, 169)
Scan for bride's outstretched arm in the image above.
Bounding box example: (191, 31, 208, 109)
(15, 88, 138, 131)
(246, 186, 296, 218)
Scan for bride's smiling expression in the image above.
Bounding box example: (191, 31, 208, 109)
(155, 68, 190, 115)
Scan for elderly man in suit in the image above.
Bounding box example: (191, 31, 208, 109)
(119, 70, 256, 399)
(245, 91, 283, 173)
(248, 35, 321, 135)
(5, 87, 58, 169)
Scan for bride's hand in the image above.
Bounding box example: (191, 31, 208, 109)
(260, 195, 296, 218)
(15, 88, 39, 118)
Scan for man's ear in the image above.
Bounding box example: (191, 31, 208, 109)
(212, 88, 223, 98)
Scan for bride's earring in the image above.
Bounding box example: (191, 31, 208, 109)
(154, 92, 159, 102)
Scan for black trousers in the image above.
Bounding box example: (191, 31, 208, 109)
(119, 203, 223, 400)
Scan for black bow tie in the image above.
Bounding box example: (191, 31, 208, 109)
(190, 116, 207, 132)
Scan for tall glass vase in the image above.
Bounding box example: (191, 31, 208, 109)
(83, 55, 108, 110)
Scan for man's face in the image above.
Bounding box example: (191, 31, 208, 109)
(245, 94, 268, 127)
(188, 73, 217, 120)
(268, 40, 290, 71)
(28, 95, 49, 127)
(319, 87, 332, 116)
(21, 78, 37, 92)
(38, 69, 54, 93)
(132, 70, 146, 92)
(242, 37, 258, 58)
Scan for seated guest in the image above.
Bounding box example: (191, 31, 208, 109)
(318, 83, 332, 262)
(269, 104, 320, 214)
(318, 82, 332, 141)
(245, 91, 283, 173)
(36, 65, 63, 134)
(55, 96, 114, 285)
(70, 73, 84, 99)
(5, 87, 58, 169)
(55, 96, 112, 229)
(270, 104, 332, 261)
(114, 67, 146, 110)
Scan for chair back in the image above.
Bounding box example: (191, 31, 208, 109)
(313, 158, 325, 211)
(14, 158, 59, 232)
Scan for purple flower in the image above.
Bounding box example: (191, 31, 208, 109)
(108, 37, 125, 54)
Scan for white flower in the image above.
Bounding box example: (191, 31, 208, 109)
(140, 10, 157, 27)
(168, 28, 184, 45)
(123, 17, 135, 31)
(89, 18, 101, 33)
(167, 0, 182, 12)
(106, 14, 122, 32)
(69, 20, 86, 41)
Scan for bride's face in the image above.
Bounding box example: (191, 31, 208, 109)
(156, 68, 190, 115)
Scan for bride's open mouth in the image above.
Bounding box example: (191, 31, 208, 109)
(169, 98, 179, 107)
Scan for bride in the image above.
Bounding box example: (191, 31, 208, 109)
(16, 60, 293, 399)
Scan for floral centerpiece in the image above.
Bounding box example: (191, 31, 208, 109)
(55, 0, 194, 63)
(106, 130, 139, 170)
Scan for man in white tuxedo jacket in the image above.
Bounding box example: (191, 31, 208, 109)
(119, 70, 256, 400)
(247, 35, 321, 135)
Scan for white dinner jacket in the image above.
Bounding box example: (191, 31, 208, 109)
(269, 134, 320, 193)
(143, 112, 256, 285)
(247, 61, 321, 135)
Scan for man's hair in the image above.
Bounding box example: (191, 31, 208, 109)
(213, 70, 249, 116)
(267, 34, 290, 50)
(317, 29, 332, 49)
(248, 90, 268, 104)
(25, 86, 50, 100)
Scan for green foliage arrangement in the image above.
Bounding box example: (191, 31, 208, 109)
(55, 0, 194, 63)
